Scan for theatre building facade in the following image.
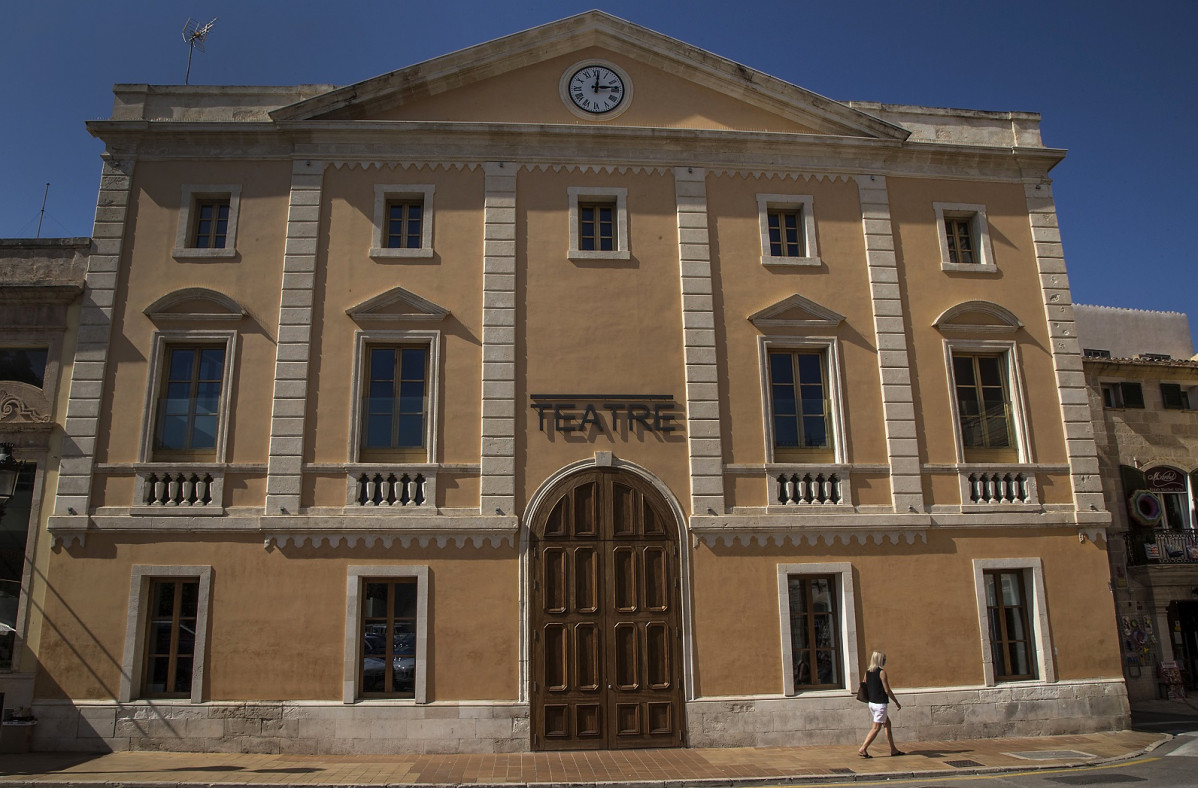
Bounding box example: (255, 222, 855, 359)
(32, 12, 1126, 753)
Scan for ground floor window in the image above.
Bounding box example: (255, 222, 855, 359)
(344, 565, 428, 703)
(786, 575, 840, 689)
(984, 569, 1036, 681)
(972, 558, 1053, 686)
(360, 579, 419, 697)
(776, 562, 858, 696)
(143, 579, 200, 697)
(120, 565, 212, 703)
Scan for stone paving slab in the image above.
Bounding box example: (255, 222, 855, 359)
(0, 730, 1166, 787)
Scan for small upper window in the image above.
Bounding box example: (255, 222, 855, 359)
(173, 185, 241, 259)
(934, 203, 995, 273)
(1083, 348, 1112, 359)
(1103, 381, 1144, 409)
(371, 185, 435, 259)
(0, 348, 48, 388)
(190, 199, 230, 249)
(757, 194, 819, 267)
(1161, 383, 1191, 410)
(568, 187, 629, 261)
(385, 199, 424, 250)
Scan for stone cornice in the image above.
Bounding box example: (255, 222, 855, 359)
(88, 119, 1063, 182)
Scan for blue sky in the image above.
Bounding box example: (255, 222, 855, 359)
(3, 1, 1195, 344)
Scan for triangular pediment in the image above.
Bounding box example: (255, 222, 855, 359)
(347, 287, 450, 324)
(144, 288, 246, 323)
(270, 12, 907, 140)
(934, 301, 1023, 335)
(749, 294, 845, 330)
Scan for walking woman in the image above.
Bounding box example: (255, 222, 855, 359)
(858, 650, 904, 758)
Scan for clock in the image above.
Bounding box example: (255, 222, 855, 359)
(560, 61, 632, 119)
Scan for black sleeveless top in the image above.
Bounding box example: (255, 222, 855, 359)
(865, 667, 887, 704)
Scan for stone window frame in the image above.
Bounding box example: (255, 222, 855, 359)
(567, 186, 630, 261)
(138, 330, 239, 465)
(343, 565, 430, 704)
(172, 185, 242, 260)
(942, 338, 1032, 464)
(119, 564, 213, 703)
(757, 193, 821, 268)
(934, 202, 997, 273)
(776, 562, 859, 697)
(758, 335, 848, 464)
(971, 557, 1056, 686)
(370, 184, 435, 259)
(347, 329, 442, 465)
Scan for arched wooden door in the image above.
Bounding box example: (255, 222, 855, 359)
(530, 468, 686, 750)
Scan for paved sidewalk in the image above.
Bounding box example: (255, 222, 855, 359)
(0, 730, 1167, 787)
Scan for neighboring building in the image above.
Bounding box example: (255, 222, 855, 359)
(1078, 305, 1198, 702)
(0, 238, 88, 724)
(33, 12, 1124, 753)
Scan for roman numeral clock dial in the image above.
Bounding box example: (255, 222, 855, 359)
(560, 61, 632, 119)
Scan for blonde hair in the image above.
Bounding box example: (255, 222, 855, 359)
(868, 650, 887, 671)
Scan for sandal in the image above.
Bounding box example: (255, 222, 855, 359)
(857, 751, 871, 758)
(890, 750, 906, 756)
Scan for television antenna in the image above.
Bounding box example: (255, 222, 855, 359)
(182, 17, 217, 84)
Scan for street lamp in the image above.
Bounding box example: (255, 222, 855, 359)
(0, 443, 26, 513)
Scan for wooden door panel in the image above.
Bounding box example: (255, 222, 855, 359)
(532, 470, 684, 750)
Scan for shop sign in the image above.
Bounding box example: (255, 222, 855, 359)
(1146, 466, 1187, 493)
(531, 394, 680, 436)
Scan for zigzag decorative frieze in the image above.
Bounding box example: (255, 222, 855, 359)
(696, 530, 928, 548)
(329, 161, 482, 173)
(710, 170, 851, 183)
(523, 163, 671, 176)
(266, 533, 515, 550)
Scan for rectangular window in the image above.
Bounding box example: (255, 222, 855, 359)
(360, 579, 419, 698)
(154, 345, 225, 458)
(190, 199, 230, 249)
(142, 579, 200, 697)
(173, 185, 241, 259)
(1103, 381, 1144, 409)
(1161, 383, 1190, 410)
(370, 185, 435, 258)
(385, 200, 424, 249)
(984, 569, 1036, 681)
(767, 208, 805, 257)
(361, 345, 428, 461)
(568, 187, 629, 261)
(578, 202, 615, 252)
(952, 353, 1014, 460)
(943, 216, 976, 264)
(1083, 348, 1112, 359)
(345, 565, 428, 703)
(768, 350, 832, 461)
(934, 203, 995, 272)
(0, 348, 48, 388)
(786, 575, 840, 689)
(757, 194, 819, 267)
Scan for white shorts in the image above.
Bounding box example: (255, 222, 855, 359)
(868, 702, 889, 723)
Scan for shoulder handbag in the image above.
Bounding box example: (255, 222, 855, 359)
(856, 680, 869, 703)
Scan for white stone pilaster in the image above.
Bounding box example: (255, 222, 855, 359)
(264, 161, 323, 515)
(675, 167, 725, 516)
(480, 163, 517, 516)
(1026, 182, 1106, 514)
(856, 175, 924, 513)
(52, 155, 134, 518)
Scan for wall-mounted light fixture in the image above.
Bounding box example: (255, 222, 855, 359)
(0, 443, 27, 514)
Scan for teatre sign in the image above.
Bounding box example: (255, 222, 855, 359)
(530, 394, 680, 436)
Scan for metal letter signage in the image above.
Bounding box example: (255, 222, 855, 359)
(530, 394, 681, 437)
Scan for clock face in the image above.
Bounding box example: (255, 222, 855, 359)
(568, 65, 626, 114)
